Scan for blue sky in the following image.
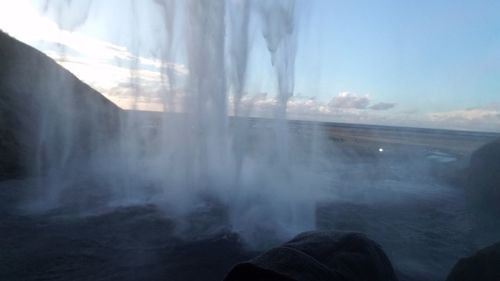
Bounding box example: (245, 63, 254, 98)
(0, 0, 499, 132)
(295, 0, 500, 109)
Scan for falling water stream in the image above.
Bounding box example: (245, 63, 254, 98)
(34, 0, 330, 247)
(5, 1, 499, 280)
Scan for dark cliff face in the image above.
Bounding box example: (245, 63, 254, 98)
(0, 30, 122, 180)
(466, 139, 500, 221)
(446, 242, 500, 281)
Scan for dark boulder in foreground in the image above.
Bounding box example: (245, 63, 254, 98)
(446, 242, 500, 281)
(224, 231, 398, 281)
(0, 30, 122, 180)
(466, 139, 500, 219)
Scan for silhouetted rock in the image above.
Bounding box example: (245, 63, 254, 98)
(0, 30, 122, 180)
(466, 139, 500, 219)
(224, 231, 398, 281)
(446, 242, 500, 281)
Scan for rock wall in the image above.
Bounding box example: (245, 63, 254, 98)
(446, 242, 500, 281)
(466, 139, 500, 219)
(0, 30, 122, 180)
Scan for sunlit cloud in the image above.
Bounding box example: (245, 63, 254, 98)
(1, 1, 498, 132)
(44, 50, 187, 111)
(0, 1, 187, 111)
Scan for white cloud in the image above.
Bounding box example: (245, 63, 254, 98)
(4, 2, 496, 132)
(230, 93, 398, 124)
(0, 2, 187, 111)
(231, 93, 500, 132)
(430, 108, 499, 121)
(428, 104, 500, 132)
(328, 92, 370, 109)
(45, 51, 186, 111)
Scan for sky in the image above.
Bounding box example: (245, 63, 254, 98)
(0, 0, 499, 132)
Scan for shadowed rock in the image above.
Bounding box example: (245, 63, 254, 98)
(466, 139, 500, 220)
(0, 30, 122, 180)
(446, 242, 500, 281)
(224, 231, 398, 281)
(0, 198, 253, 281)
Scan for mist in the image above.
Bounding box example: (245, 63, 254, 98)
(19, 0, 335, 248)
(2, 1, 500, 280)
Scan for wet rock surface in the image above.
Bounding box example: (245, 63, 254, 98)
(0, 180, 253, 281)
(446, 242, 500, 281)
(224, 231, 398, 281)
(466, 139, 500, 220)
(0, 202, 252, 281)
(0, 148, 499, 281)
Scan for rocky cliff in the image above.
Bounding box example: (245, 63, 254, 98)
(466, 138, 500, 220)
(0, 30, 122, 180)
(446, 242, 500, 281)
